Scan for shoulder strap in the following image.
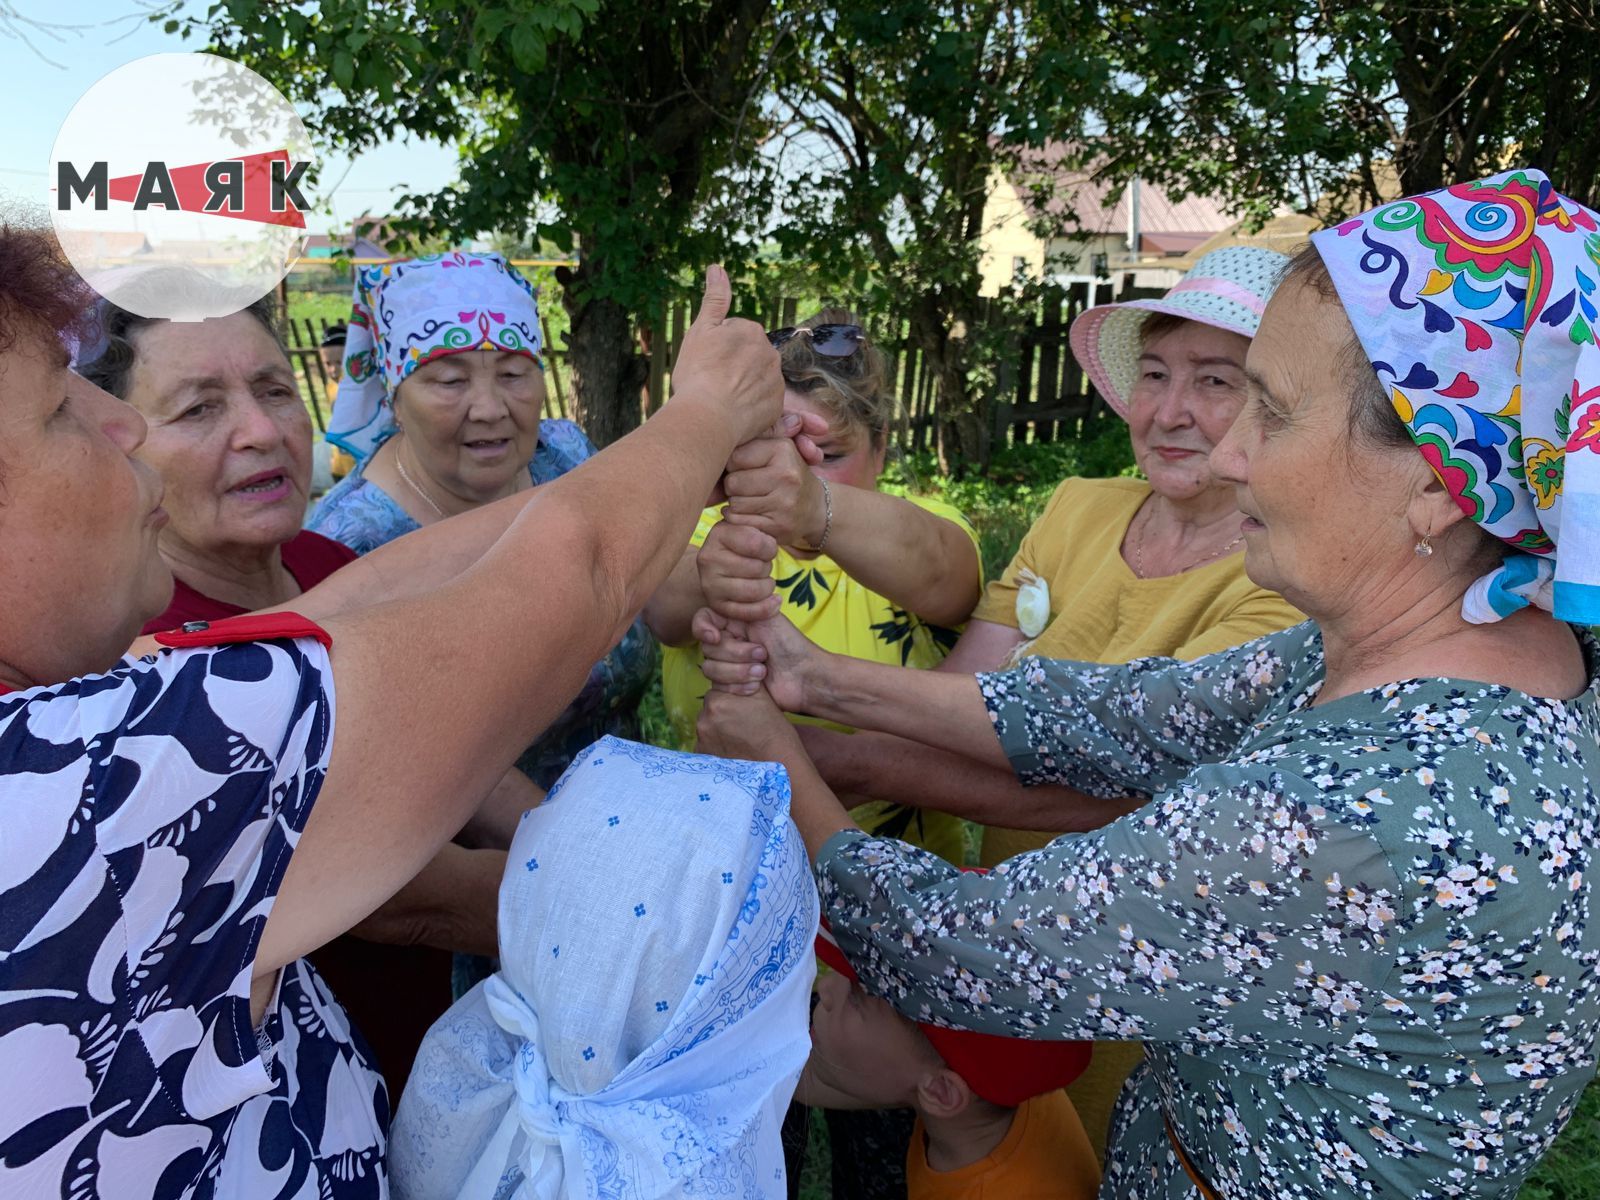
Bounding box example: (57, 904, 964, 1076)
(153, 611, 333, 652)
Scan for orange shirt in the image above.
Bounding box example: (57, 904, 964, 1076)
(906, 1090, 1101, 1200)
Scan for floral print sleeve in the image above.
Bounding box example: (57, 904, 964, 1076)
(819, 629, 1600, 1200)
(978, 621, 1318, 799)
(818, 747, 1405, 1047)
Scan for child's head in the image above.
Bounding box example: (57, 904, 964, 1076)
(799, 969, 1002, 1122)
(803, 929, 1090, 1120)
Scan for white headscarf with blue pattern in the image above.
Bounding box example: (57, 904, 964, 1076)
(390, 736, 817, 1200)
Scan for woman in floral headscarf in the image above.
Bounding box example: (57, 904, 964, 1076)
(312, 252, 657, 791)
(694, 170, 1600, 1198)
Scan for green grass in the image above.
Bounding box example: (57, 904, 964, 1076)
(1525, 1082, 1600, 1198)
(284, 288, 351, 329)
(797, 1108, 832, 1200)
(637, 660, 683, 752)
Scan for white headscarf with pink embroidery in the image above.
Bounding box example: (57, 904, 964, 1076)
(1311, 169, 1600, 624)
(326, 251, 544, 461)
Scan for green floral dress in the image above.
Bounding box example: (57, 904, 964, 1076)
(815, 622, 1600, 1198)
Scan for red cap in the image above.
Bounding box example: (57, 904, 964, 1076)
(815, 920, 1090, 1107)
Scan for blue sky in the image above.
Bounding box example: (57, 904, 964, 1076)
(0, 0, 458, 235)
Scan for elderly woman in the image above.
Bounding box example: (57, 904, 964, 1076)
(696, 170, 1599, 1197)
(77, 298, 355, 629)
(75, 295, 534, 1100)
(789, 251, 1303, 1154)
(795, 249, 1302, 857)
(0, 233, 782, 1197)
(312, 252, 656, 789)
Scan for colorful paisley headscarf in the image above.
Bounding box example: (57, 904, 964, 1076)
(325, 251, 544, 461)
(1312, 169, 1600, 625)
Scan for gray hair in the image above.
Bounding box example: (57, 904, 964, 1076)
(1279, 245, 1410, 452)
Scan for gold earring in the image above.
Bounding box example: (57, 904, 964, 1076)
(1414, 534, 1433, 558)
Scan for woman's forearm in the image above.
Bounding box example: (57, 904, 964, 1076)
(822, 488, 980, 626)
(798, 654, 1009, 769)
(300, 401, 729, 631)
(121, 490, 550, 660)
(778, 743, 860, 860)
(349, 843, 506, 958)
(456, 768, 545, 851)
(808, 727, 1140, 832)
(292, 489, 545, 621)
(641, 547, 707, 648)
(571, 402, 748, 620)
(262, 396, 763, 977)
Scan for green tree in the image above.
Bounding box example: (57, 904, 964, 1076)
(181, 0, 785, 445)
(1090, 0, 1600, 219)
(771, 2, 1108, 475)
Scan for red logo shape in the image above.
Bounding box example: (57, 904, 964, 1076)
(104, 149, 306, 228)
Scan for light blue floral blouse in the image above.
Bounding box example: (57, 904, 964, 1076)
(817, 622, 1600, 1199)
(308, 419, 658, 790)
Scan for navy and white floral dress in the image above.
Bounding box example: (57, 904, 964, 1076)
(818, 623, 1600, 1199)
(0, 636, 387, 1198)
(309, 419, 657, 790)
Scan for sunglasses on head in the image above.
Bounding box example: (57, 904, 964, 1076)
(767, 323, 864, 358)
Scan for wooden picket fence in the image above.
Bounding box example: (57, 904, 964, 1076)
(638, 280, 1161, 451)
(285, 279, 1160, 450)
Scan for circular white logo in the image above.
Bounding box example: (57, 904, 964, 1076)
(49, 53, 313, 322)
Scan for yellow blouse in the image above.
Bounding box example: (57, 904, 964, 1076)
(972, 476, 1303, 864)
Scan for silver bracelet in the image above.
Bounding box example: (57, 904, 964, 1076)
(815, 478, 833, 553)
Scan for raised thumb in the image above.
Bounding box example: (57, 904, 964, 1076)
(694, 264, 732, 326)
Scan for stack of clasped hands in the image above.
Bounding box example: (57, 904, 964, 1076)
(681, 288, 841, 766)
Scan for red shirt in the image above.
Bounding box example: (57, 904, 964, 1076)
(142, 530, 358, 634)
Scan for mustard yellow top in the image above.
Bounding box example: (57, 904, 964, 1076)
(663, 494, 982, 865)
(972, 476, 1303, 864)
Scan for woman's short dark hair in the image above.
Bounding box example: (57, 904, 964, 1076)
(77, 283, 285, 400)
(0, 223, 92, 355)
(1284, 243, 1504, 569)
(1280, 244, 1412, 452)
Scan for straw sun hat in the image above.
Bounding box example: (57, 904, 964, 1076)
(1068, 246, 1290, 418)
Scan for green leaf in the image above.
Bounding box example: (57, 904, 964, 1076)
(539, 222, 574, 253)
(510, 21, 547, 71)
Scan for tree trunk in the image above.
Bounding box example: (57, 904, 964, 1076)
(910, 295, 987, 480)
(556, 261, 649, 448)
(1388, 15, 1449, 196)
(935, 353, 986, 478)
(1393, 101, 1448, 196)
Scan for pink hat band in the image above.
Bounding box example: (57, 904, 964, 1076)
(1164, 276, 1268, 316)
